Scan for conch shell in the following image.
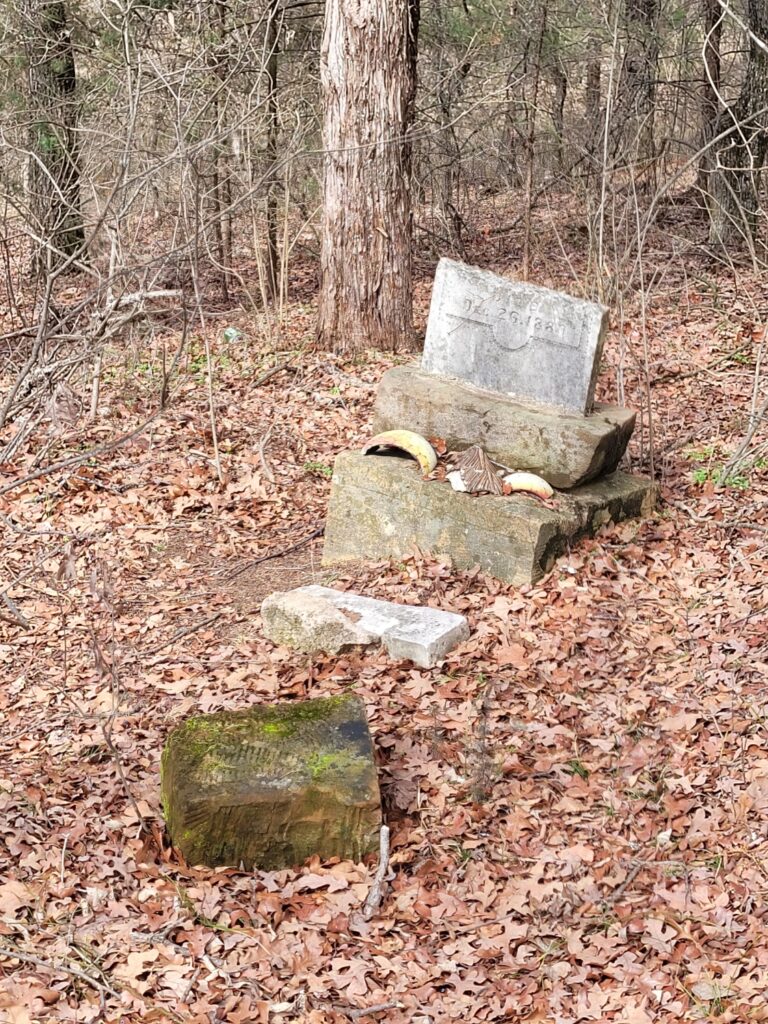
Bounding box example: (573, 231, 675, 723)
(362, 429, 438, 475)
(502, 472, 554, 499)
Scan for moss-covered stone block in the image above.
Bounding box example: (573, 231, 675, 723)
(161, 695, 382, 870)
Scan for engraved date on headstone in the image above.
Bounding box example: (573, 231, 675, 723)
(422, 258, 608, 414)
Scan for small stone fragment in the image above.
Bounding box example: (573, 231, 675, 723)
(261, 586, 469, 668)
(161, 694, 382, 870)
(260, 589, 377, 655)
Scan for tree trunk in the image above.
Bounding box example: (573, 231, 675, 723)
(612, 0, 660, 174)
(317, 0, 419, 353)
(432, 0, 469, 253)
(708, 0, 768, 246)
(22, 0, 85, 273)
(550, 57, 567, 173)
(265, 0, 281, 301)
(584, 57, 602, 177)
(698, 0, 723, 180)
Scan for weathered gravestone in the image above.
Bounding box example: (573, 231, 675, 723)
(161, 694, 381, 870)
(321, 258, 655, 587)
(422, 258, 608, 415)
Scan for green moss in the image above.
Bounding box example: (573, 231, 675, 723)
(160, 694, 378, 867)
(306, 750, 369, 783)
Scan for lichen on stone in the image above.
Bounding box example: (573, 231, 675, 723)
(160, 694, 381, 870)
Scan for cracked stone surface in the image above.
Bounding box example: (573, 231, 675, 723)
(261, 585, 469, 668)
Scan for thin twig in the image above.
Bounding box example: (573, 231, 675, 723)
(0, 591, 30, 629)
(362, 825, 391, 921)
(258, 424, 275, 484)
(253, 360, 293, 387)
(0, 941, 120, 1000)
(221, 526, 324, 581)
(145, 612, 222, 657)
(0, 410, 163, 499)
(348, 1002, 403, 1020)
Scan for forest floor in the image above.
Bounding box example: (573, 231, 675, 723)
(1, 198, 768, 1023)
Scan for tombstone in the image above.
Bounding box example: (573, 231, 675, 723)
(161, 694, 381, 870)
(422, 258, 608, 415)
(321, 258, 655, 587)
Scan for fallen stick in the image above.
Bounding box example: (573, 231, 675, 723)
(0, 941, 120, 1001)
(362, 825, 391, 921)
(221, 526, 324, 581)
(348, 1002, 403, 1020)
(146, 612, 222, 657)
(0, 591, 30, 629)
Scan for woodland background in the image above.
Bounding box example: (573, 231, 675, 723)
(1, 1, 768, 1022)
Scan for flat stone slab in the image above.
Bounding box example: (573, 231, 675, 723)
(422, 258, 608, 414)
(161, 694, 381, 870)
(323, 452, 656, 587)
(373, 365, 635, 490)
(262, 585, 469, 668)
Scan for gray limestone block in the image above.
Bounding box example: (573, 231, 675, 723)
(322, 452, 656, 587)
(261, 589, 377, 655)
(372, 365, 636, 489)
(299, 585, 469, 667)
(422, 257, 608, 414)
(260, 585, 469, 668)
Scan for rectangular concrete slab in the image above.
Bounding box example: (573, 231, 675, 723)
(372, 365, 636, 489)
(422, 258, 608, 414)
(323, 452, 656, 587)
(298, 585, 469, 668)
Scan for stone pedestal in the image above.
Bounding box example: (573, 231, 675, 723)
(161, 695, 381, 870)
(322, 453, 655, 587)
(373, 366, 636, 489)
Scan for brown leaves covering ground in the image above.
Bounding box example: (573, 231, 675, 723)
(1, 216, 768, 1024)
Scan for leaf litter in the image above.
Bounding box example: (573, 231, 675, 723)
(1, 242, 767, 1023)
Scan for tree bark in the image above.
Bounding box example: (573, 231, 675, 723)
(317, 0, 419, 353)
(265, 0, 281, 301)
(707, 0, 768, 246)
(611, 0, 660, 174)
(584, 57, 602, 177)
(697, 0, 723, 193)
(22, 0, 85, 273)
(550, 56, 567, 173)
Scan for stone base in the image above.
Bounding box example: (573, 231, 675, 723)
(322, 452, 656, 587)
(372, 365, 636, 489)
(161, 695, 381, 870)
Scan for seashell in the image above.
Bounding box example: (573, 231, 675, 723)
(450, 445, 505, 495)
(502, 472, 554, 499)
(362, 429, 438, 475)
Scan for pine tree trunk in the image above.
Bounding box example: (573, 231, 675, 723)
(22, 0, 84, 273)
(317, 0, 419, 354)
(707, 0, 768, 245)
